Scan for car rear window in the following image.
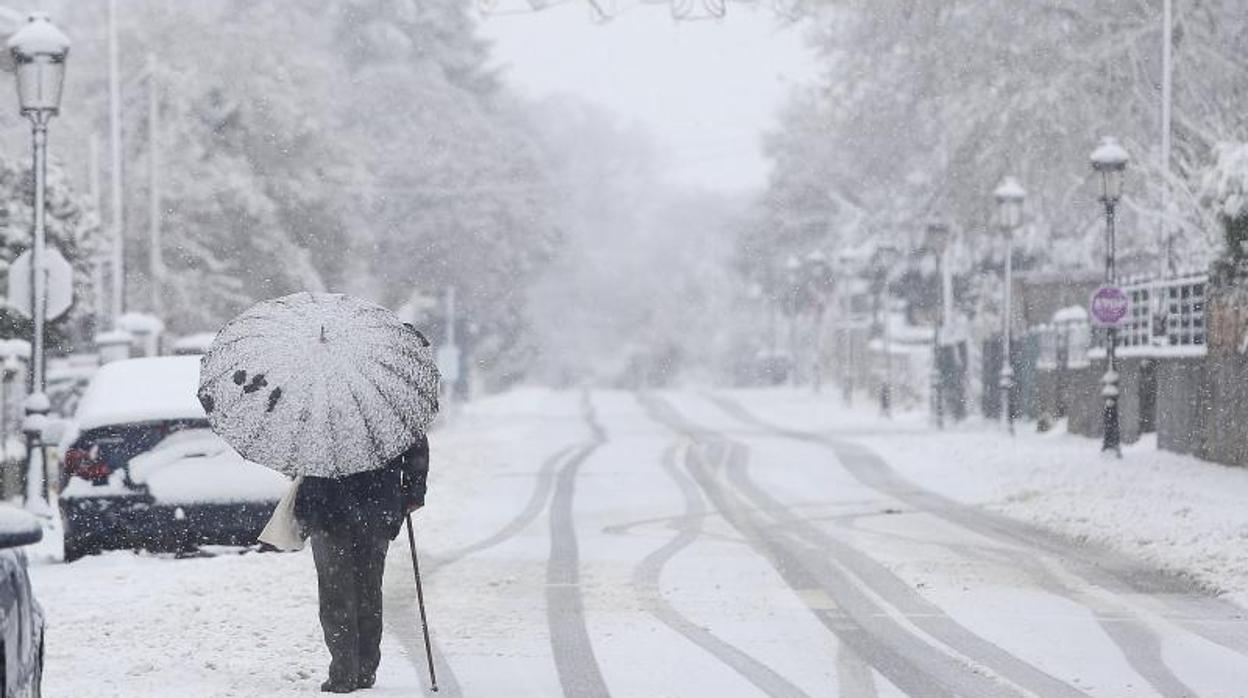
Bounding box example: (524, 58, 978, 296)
(75, 420, 211, 475)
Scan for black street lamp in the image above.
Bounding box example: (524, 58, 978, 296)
(9, 12, 69, 511)
(1091, 136, 1129, 456)
(872, 244, 902, 417)
(784, 254, 802, 387)
(994, 176, 1025, 435)
(926, 221, 951, 428)
(834, 251, 860, 406)
(804, 250, 834, 394)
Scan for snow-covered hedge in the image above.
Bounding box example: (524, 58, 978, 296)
(1201, 143, 1248, 281)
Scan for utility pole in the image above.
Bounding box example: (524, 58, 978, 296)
(1161, 0, 1174, 273)
(87, 134, 100, 209)
(439, 286, 460, 417)
(108, 0, 125, 324)
(147, 52, 163, 318)
(89, 133, 106, 331)
(446, 286, 456, 349)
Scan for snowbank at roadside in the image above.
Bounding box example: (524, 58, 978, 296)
(730, 388, 1248, 608)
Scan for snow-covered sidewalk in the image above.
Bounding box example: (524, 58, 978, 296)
(729, 388, 1248, 608)
(28, 387, 583, 697)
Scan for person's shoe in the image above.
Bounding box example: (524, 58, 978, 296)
(320, 678, 356, 693)
(357, 672, 375, 689)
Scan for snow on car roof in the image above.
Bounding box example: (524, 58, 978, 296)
(0, 505, 39, 540)
(73, 355, 207, 431)
(128, 428, 288, 504)
(172, 332, 217, 355)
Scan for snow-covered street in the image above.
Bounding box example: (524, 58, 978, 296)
(4, 1, 1246, 696)
(32, 388, 1248, 696)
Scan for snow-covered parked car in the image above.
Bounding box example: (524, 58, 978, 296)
(0, 507, 45, 697)
(58, 356, 288, 562)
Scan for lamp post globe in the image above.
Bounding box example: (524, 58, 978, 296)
(994, 176, 1026, 229)
(785, 253, 801, 277)
(8, 13, 70, 116)
(994, 176, 1025, 435)
(1091, 136, 1129, 204)
(1090, 137, 1129, 456)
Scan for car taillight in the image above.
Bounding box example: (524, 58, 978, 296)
(63, 446, 109, 484)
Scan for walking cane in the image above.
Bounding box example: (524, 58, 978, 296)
(405, 514, 439, 692)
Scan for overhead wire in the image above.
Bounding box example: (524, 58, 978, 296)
(476, 0, 806, 22)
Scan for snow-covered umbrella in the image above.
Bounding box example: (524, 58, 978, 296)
(196, 292, 440, 478)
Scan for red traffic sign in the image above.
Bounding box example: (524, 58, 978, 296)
(1090, 285, 1130, 327)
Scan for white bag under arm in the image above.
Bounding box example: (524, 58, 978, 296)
(258, 476, 306, 551)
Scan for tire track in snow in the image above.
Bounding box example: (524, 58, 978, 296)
(390, 443, 576, 697)
(546, 392, 611, 698)
(642, 392, 1086, 698)
(639, 395, 937, 695)
(388, 426, 586, 694)
(430, 444, 579, 570)
(708, 392, 1237, 692)
(389, 403, 598, 695)
(991, 547, 1197, 698)
(836, 518, 1198, 697)
(386, 549, 465, 696)
(835, 638, 879, 698)
(628, 442, 815, 698)
(717, 440, 1087, 698)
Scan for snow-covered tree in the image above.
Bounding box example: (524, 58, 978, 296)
(47, 0, 562, 374)
(1201, 143, 1248, 283)
(758, 0, 1248, 319)
(0, 157, 100, 345)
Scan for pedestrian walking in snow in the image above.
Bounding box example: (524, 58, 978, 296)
(195, 292, 441, 693)
(295, 437, 429, 692)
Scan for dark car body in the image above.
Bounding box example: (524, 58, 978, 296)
(59, 420, 275, 561)
(0, 510, 46, 697)
(59, 357, 283, 562)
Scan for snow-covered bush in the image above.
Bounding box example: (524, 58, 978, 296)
(1200, 143, 1248, 284)
(0, 156, 100, 351)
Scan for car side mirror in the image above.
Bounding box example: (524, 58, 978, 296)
(0, 508, 42, 548)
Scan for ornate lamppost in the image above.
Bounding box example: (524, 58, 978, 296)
(784, 254, 802, 386)
(9, 12, 69, 510)
(926, 221, 951, 428)
(834, 251, 860, 406)
(994, 176, 1025, 435)
(872, 244, 901, 417)
(1091, 136, 1129, 455)
(804, 250, 834, 393)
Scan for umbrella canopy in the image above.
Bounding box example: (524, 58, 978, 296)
(197, 292, 440, 478)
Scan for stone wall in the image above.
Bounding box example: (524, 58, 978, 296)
(1156, 358, 1206, 458)
(1035, 358, 1149, 446)
(1155, 355, 1248, 467)
(1030, 354, 1248, 467)
(1062, 364, 1105, 440)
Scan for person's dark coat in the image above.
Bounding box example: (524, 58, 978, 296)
(295, 435, 428, 541)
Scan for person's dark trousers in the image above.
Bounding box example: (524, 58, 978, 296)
(311, 530, 390, 687)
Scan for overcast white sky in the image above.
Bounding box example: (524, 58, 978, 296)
(477, 2, 817, 193)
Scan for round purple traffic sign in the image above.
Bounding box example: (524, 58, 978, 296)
(1090, 286, 1130, 327)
